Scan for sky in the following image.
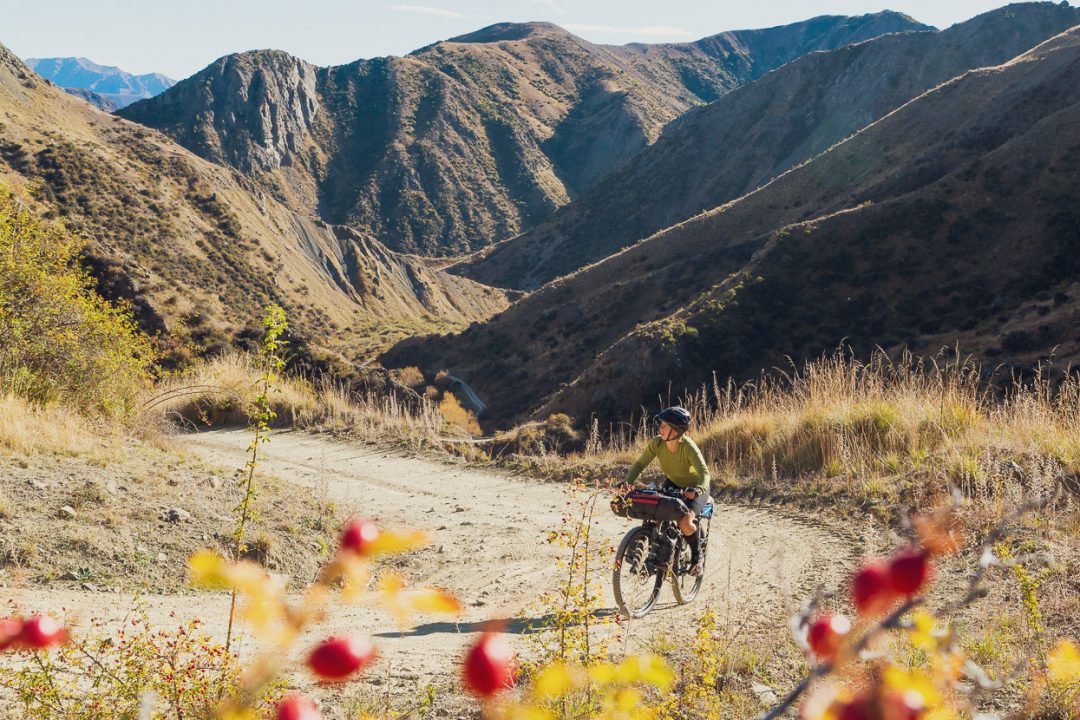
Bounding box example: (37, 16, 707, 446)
(4, 0, 1075, 80)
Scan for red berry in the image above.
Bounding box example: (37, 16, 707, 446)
(339, 518, 381, 556)
(18, 615, 66, 649)
(462, 633, 516, 697)
(276, 694, 322, 720)
(852, 562, 898, 616)
(0, 617, 23, 651)
(307, 636, 377, 681)
(806, 613, 852, 660)
(836, 693, 875, 720)
(888, 548, 931, 596)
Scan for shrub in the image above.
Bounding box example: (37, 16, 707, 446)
(0, 185, 154, 417)
(439, 392, 482, 436)
(0, 606, 286, 718)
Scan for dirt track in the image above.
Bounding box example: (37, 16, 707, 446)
(7, 429, 861, 694)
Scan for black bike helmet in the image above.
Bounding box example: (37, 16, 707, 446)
(654, 406, 691, 432)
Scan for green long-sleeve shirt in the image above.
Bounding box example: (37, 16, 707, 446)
(623, 436, 711, 492)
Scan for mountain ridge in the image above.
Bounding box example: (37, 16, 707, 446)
(383, 20, 1080, 427)
(118, 12, 927, 256)
(453, 1, 1080, 290)
(25, 56, 175, 108)
(0, 43, 507, 365)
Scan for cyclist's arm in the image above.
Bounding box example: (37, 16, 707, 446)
(623, 438, 659, 486)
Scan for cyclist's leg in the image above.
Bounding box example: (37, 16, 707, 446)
(679, 491, 708, 573)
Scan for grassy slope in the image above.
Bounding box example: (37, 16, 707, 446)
(384, 24, 1080, 429)
(455, 2, 1080, 290)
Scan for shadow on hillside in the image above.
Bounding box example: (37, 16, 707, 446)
(373, 607, 634, 638)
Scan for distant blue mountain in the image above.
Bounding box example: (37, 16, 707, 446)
(25, 56, 175, 109)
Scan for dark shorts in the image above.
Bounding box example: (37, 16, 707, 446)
(662, 481, 708, 516)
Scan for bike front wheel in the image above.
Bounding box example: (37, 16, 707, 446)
(613, 526, 663, 619)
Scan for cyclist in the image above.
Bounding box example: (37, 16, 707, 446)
(623, 406, 710, 576)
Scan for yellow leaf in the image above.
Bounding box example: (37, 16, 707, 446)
(923, 706, 956, 720)
(340, 558, 373, 602)
(612, 687, 642, 712)
(589, 662, 617, 685)
(188, 550, 229, 589)
(1049, 639, 1080, 685)
(533, 662, 578, 699)
(406, 587, 463, 615)
(376, 571, 407, 595)
(365, 529, 430, 557)
(883, 666, 940, 709)
(908, 609, 938, 652)
(615, 655, 674, 690)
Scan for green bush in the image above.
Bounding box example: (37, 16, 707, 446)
(0, 185, 154, 417)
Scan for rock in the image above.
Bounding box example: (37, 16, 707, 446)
(751, 683, 779, 705)
(436, 525, 448, 531)
(136, 544, 149, 554)
(105, 480, 119, 494)
(62, 571, 80, 581)
(80, 582, 98, 592)
(27, 479, 48, 491)
(472, 599, 486, 607)
(59, 505, 77, 519)
(453, 506, 465, 513)
(164, 508, 191, 523)
(209, 476, 222, 489)
(156, 552, 168, 563)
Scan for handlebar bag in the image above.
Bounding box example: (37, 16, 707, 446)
(611, 489, 688, 521)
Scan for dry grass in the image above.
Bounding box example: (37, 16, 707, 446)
(0, 394, 119, 457)
(143, 353, 451, 447)
(518, 350, 1079, 518)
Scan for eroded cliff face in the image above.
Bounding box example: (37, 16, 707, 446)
(123, 50, 321, 174)
(121, 14, 928, 256)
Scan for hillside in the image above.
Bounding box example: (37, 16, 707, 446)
(383, 23, 1080, 427)
(455, 1, 1080, 290)
(118, 13, 926, 256)
(0, 44, 508, 363)
(26, 56, 174, 108)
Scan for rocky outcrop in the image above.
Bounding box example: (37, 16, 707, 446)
(123, 51, 319, 174)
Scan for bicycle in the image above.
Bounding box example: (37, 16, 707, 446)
(610, 486, 713, 618)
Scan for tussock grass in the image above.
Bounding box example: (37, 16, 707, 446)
(0, 394, 116, 457)
(523, 350, 1079, 514)
(144, 353, 450, 446)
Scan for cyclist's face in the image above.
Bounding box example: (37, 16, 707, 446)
(659, 421, 680, 441)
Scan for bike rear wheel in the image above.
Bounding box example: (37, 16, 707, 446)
(671, 517, 710, 605)
(613, 526, 663, 618)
